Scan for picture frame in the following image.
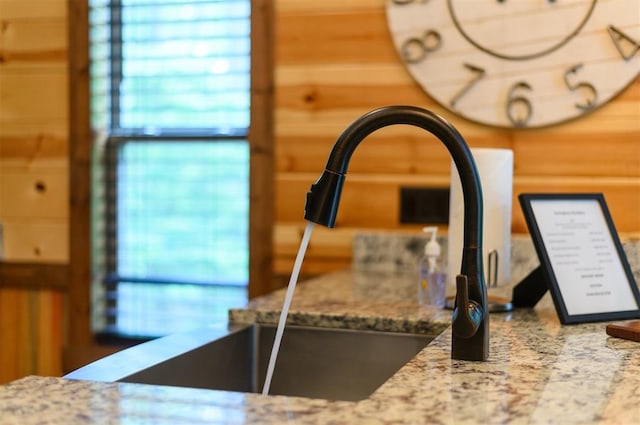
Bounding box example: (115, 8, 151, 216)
(518, 193, 640, 324)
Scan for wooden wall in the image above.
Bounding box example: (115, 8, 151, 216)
(273, 0, 640, 277)
(0, 0, 638, 382)
(0, 0, 68, 383)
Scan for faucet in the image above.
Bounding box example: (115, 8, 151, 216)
(304, 105, 489, 361)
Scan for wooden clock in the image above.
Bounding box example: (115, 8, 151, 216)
(386, 0, 640, 128)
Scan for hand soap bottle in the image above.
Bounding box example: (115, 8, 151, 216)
(418, 226, 446, 308)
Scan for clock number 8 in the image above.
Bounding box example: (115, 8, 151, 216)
(401, 30, 442, 64)
(506, 82, 533, 127)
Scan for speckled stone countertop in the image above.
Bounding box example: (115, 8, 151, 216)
(2, 234, 640, 424)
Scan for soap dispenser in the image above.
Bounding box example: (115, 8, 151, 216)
(418, 226, 447, 308)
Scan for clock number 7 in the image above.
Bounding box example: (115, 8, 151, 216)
(450, 63, 486, 107)
(401, 30, 442, 64)
(506, 82, 533, 127)
(564, 64, 597, 111)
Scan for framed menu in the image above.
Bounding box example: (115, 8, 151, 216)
(518, 193, 640, 324)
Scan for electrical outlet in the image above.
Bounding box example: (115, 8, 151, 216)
(399, 187, 449, 224)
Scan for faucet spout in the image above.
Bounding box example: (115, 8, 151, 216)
(304, 105, 489, 361)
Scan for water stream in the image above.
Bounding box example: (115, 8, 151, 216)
(261, 221, 315, 395)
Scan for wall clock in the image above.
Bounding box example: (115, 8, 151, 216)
(386, 0, 640, 128)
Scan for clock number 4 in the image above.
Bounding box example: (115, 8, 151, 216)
(608, 25, 640, 61)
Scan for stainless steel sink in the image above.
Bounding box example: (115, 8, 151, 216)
(66, 324, 437, 401)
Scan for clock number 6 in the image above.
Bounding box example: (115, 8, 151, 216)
(401, 30, 442, 64)
(506, 82, 533, 127)
(564, 64, 597, 111)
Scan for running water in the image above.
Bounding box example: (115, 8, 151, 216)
(261, 221, 315, 396)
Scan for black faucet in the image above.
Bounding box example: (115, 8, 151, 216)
(304, 105, 489, 361)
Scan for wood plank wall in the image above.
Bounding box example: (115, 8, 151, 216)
(0, 0, 638, 381)
(273, 0, 640, 277)
(0, 0, 68, 383)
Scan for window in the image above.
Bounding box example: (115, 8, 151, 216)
(90, 0, 250, 338)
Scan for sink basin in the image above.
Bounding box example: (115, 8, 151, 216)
(66, 324, 436, 401)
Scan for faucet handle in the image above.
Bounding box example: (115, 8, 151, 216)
(452, 274, 483, 338)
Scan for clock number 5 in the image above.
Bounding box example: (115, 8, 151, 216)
(564, 64, 597, 111)
(506, 82, 533, 127)
(401, 30, 442, 64)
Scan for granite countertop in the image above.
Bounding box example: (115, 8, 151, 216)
(2, 265, 640, 424)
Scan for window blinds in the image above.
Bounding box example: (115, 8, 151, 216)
(89, 0, 250, 132)
(89, 0, 251, 338)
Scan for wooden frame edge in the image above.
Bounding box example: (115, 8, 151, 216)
(249, 0, 275, 298)
(0, 262, 69, 291)
(68, 0, 93, 346)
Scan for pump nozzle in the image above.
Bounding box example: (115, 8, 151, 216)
(423, 226, 441, 273)
(423, 226, 441, 257)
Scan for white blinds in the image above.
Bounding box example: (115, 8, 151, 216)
(89, 0, 251, 337)
(89, 0, 250, 131)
